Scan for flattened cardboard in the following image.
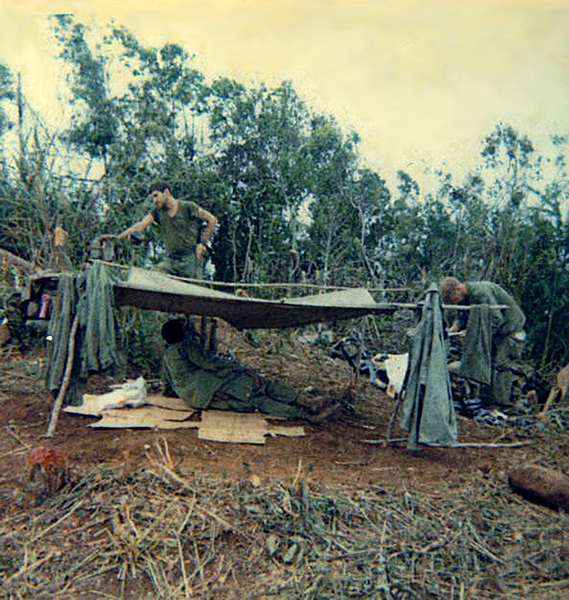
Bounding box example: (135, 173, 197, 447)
(145, 395, 191, 411)
(198, 410, 270, 444)
(90, 406, 198, 429)
(67, 391, 305, 443)
(65, 394, 191, 416)
(198, 410, 306, 444)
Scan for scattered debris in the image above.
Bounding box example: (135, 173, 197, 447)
(508, 463, 569, 512)
(331, 334, 388, 388)
(3, 455, 569, 599)
(453, 397, 534, 428)
(26, 447, 69, 501)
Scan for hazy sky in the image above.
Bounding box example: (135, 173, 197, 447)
(2, 0, 569, 187)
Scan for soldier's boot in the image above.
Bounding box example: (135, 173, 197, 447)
(296, 393, 335, 413)
(299, 402, 341, 424)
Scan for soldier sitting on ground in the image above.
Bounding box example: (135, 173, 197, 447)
(160, 319, 339, 423)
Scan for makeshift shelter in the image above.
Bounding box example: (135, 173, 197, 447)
(41, 263, 482, 442)
(113, 267, 405, 329)
(43, 262, 413, 436)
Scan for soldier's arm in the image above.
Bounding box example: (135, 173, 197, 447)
(118, 213, 154, 241)
(196, 208, 217, 258)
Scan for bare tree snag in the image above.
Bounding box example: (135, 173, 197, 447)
(0, 248, 35, 273)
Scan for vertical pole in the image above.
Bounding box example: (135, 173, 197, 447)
(46, 313, 80, 437)
(17, 73, 24, 165)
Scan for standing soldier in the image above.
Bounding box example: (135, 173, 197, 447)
(118, 180, 217, 279)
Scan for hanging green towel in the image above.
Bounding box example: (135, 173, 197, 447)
(458, 304, 492, 385)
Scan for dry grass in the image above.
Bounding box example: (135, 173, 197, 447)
(1, 438, 568, 600)
(2, 324, 569, 598)
(0, 350, 44, 395)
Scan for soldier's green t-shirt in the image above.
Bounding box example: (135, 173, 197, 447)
(151, 200, 201, 254)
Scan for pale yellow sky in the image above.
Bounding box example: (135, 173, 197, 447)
(1, 0, 568, 186)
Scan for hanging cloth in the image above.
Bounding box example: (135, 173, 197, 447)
(399, 285, 457, 450)
(45, 261, 123, 405)
(458, 304, 492, 385)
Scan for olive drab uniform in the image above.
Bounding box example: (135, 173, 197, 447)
(454, 281, 526, 406)
(161, 323, 305, 419)
(151, 200, 204, 278)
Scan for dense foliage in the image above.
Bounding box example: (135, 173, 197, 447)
(0, 17, 568, 373)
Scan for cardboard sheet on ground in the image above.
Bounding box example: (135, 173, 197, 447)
(65, 393, 305, 444)
(64, 393, 189, 416)
(113, 267, 401, 329)
(197, 410, 306, 444)
(91, 405, 198, 430)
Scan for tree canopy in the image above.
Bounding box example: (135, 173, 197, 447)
(0, 16, 568, 371)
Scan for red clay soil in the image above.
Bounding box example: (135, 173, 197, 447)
(2, 322, 568, 600)
(0, 320, 552, 509)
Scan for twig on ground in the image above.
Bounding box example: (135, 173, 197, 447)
(4, 426, 31, 449)
(360, 439, 532, 448)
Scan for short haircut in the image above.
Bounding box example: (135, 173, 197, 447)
(149, 180, 171, 194)
(439, 276, 461, 303)
(161, 319, 186, 344)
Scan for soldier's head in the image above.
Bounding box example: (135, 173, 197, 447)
(439, 276, 467, 304)
(161, 318, 199, 344)
(161, 319, 186, 344)
(149, 181, 173, 209)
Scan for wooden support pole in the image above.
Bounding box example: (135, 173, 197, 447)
(46, 312, 79, 438)
(384, 394, 404, 445)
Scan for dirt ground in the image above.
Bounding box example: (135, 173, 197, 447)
(0, 320, 559, 504)
(1, 321, 568, 599)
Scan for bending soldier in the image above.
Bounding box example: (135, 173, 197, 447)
(440, 276, 526, 407)
(119, 181, 217, 279)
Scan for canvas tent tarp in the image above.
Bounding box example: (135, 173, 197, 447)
(113, 267, 402, 329)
